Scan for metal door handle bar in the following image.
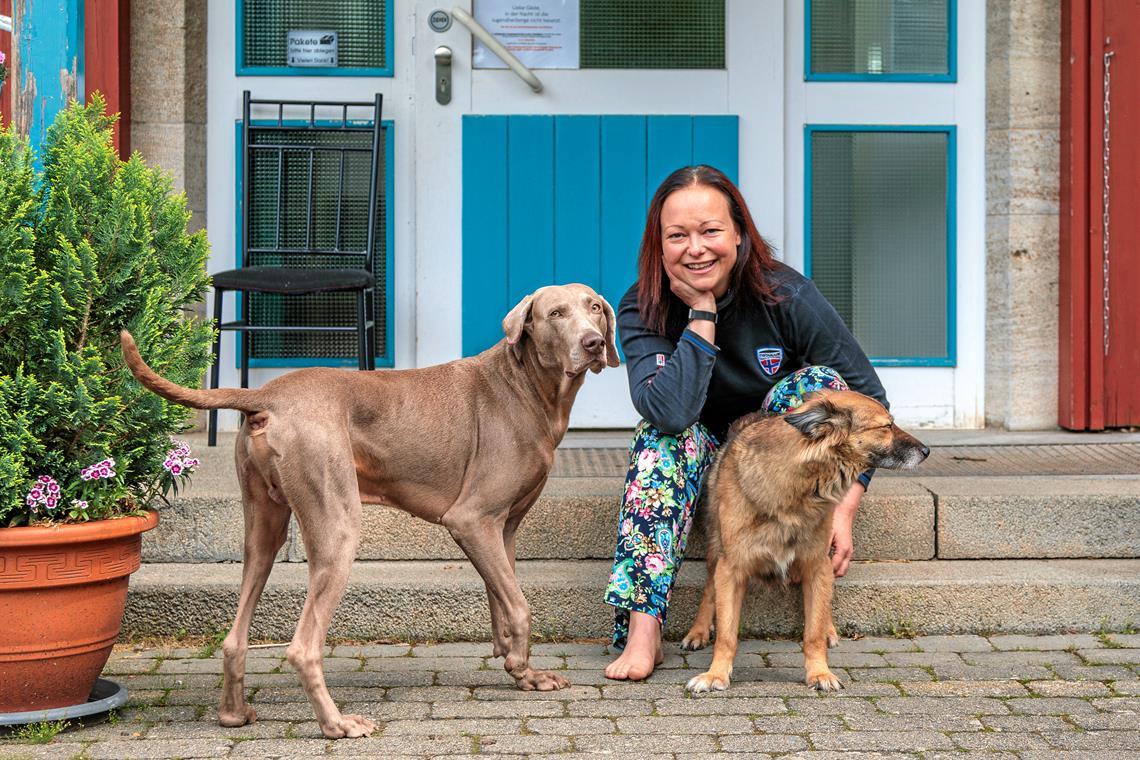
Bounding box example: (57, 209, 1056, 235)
(451, 6, 543, 93)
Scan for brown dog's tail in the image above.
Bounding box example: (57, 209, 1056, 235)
(120, 330, 267, 413)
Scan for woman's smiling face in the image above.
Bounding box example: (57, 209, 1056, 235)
(660, 184, 741, 298)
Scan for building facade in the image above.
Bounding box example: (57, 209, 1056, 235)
(3, 1, 1130, 431)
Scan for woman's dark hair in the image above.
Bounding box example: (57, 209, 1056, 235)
(636, 165, 779, 334)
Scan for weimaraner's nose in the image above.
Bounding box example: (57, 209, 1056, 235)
(581, 333, 604, 355)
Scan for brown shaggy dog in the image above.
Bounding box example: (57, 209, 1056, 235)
(682, 390, 928, 693)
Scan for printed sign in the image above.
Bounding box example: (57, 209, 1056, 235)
(287, 30, 338, 67)
(473, 0, 580, 70)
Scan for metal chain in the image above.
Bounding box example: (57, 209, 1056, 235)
(1103, 50, 1114, 356)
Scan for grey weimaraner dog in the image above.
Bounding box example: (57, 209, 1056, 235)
(121, 284, 618, 738)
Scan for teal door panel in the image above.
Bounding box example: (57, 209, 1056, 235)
(462, 114, 739, 356)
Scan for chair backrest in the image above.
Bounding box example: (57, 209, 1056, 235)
(241, 91, 384, 273)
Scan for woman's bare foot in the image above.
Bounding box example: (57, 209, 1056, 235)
(605, 611, 665, 681)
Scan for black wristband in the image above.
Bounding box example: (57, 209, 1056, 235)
(687, 309, 718, 324)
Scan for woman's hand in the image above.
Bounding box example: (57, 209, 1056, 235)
(829, 482, 864, 577)
(668, 276, 717, 312)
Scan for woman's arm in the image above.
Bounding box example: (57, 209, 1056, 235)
(618, 291, 718, 435)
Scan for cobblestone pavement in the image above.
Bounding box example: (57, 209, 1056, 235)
(2, 634, 1138, 759)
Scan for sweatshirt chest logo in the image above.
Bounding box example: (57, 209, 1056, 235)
(755, 346, 783, 376)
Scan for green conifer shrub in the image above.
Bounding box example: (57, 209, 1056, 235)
(0, 96, 212, 526)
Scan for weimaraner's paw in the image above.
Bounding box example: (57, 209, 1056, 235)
(320, 713, 377, 739)
(218, 705, 257, 727)
(515, 668, 571, 691)
(807, 669, 844, 693)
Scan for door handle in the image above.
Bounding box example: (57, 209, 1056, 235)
(435, 45, 453, 104)
(451, 6, 543, 93)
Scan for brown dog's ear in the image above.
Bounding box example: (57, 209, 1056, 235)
(601, 296, 620, 367)
(783, 398, 851, 440)
(502, 293, 534, 358)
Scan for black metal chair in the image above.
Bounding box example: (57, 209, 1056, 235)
(208, 91, 384, 445)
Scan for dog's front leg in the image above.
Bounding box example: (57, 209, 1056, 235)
(801, 556, 843, 692)
(446, 515, 570, 691)
(686, 559, 746, 693)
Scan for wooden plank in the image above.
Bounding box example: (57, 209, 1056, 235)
(1088, 0, 1106, 429)
(1103, 0, 1140, 426)
(553, 115, 601, 287)
(506, 116, 555, 304)
(693, 116, 740, 183)
(646, 115, 693, 206)
(13, 0, 81, 157)
(0, 0, 11, 128)
(84, 0, 130, 156)
(1059, 0, 1091, 428)
(599, 116, 647, 311)
(462, 116, 509, 356)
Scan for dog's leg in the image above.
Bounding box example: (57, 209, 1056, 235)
(219, 471, 290, 728)
(681, 554, 718, 651)
(282, 451, 377, 739)
(486, 512, 524, 659)
(801, 556, 843, 692)
(446, 514, 569, 691)
(686, 559, 746, 693)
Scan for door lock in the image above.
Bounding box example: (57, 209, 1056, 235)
(434, 46, 453, 105)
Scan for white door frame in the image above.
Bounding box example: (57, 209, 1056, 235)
(782, 0, 986, 428)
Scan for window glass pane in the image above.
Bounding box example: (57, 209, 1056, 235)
(810, 130, 949, 360)
(242, 0, 388, 70)
(810, 0, 949, 76)
(580, 0, 724, 69)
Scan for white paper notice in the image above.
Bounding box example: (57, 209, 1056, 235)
(473, 0, 580, 70)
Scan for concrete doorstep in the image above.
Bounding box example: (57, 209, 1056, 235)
(124, 559, 1140, 641)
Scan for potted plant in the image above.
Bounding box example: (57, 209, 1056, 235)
(0, 96, 212, 713)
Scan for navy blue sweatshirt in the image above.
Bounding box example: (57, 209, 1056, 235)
(618, 262, 888, 488)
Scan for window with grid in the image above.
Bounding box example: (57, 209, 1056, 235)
(807, 128, 952, 365)
(239, 122, 392, 365)
(808, 0, 953, 80)
(239, 0, 391, 75)
(579, 0, 724, 68)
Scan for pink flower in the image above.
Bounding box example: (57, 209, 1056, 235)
(45, 497, 58, 509)
(162, 440, 199, 477)
(621, 517, 633, 536)
(38, 475, 51, 484)
(644, 553, 666, 575)
(636, 449, 659, 472)
(0, 52, 6, 65)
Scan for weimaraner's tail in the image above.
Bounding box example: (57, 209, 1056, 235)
(121, 330, 267, 413)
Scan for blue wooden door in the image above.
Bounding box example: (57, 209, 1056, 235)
(461, 114, 739, 356)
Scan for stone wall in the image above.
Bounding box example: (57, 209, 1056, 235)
(985, 0, 1061, 429)
(130, 0, 208, 418)
(129, 0, 207, 234)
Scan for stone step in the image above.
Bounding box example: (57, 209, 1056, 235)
(146, 474, 1139, 563)
(124, 558, 1140, 641)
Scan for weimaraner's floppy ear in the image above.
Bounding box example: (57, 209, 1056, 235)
(783, 396, 851, 441)
(502, 293, 535, 358)
(601, 296, 620, 368)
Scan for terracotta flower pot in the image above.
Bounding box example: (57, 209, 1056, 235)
(0, 511, 158, 712)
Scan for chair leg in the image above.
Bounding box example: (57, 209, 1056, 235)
(240, 291, 251, 390)
(365, 289, 377, 370)
(356, 291, 368, 371)
(208, 289, 225, 447)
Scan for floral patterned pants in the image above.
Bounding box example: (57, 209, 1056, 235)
(603, 365, 848, 649)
